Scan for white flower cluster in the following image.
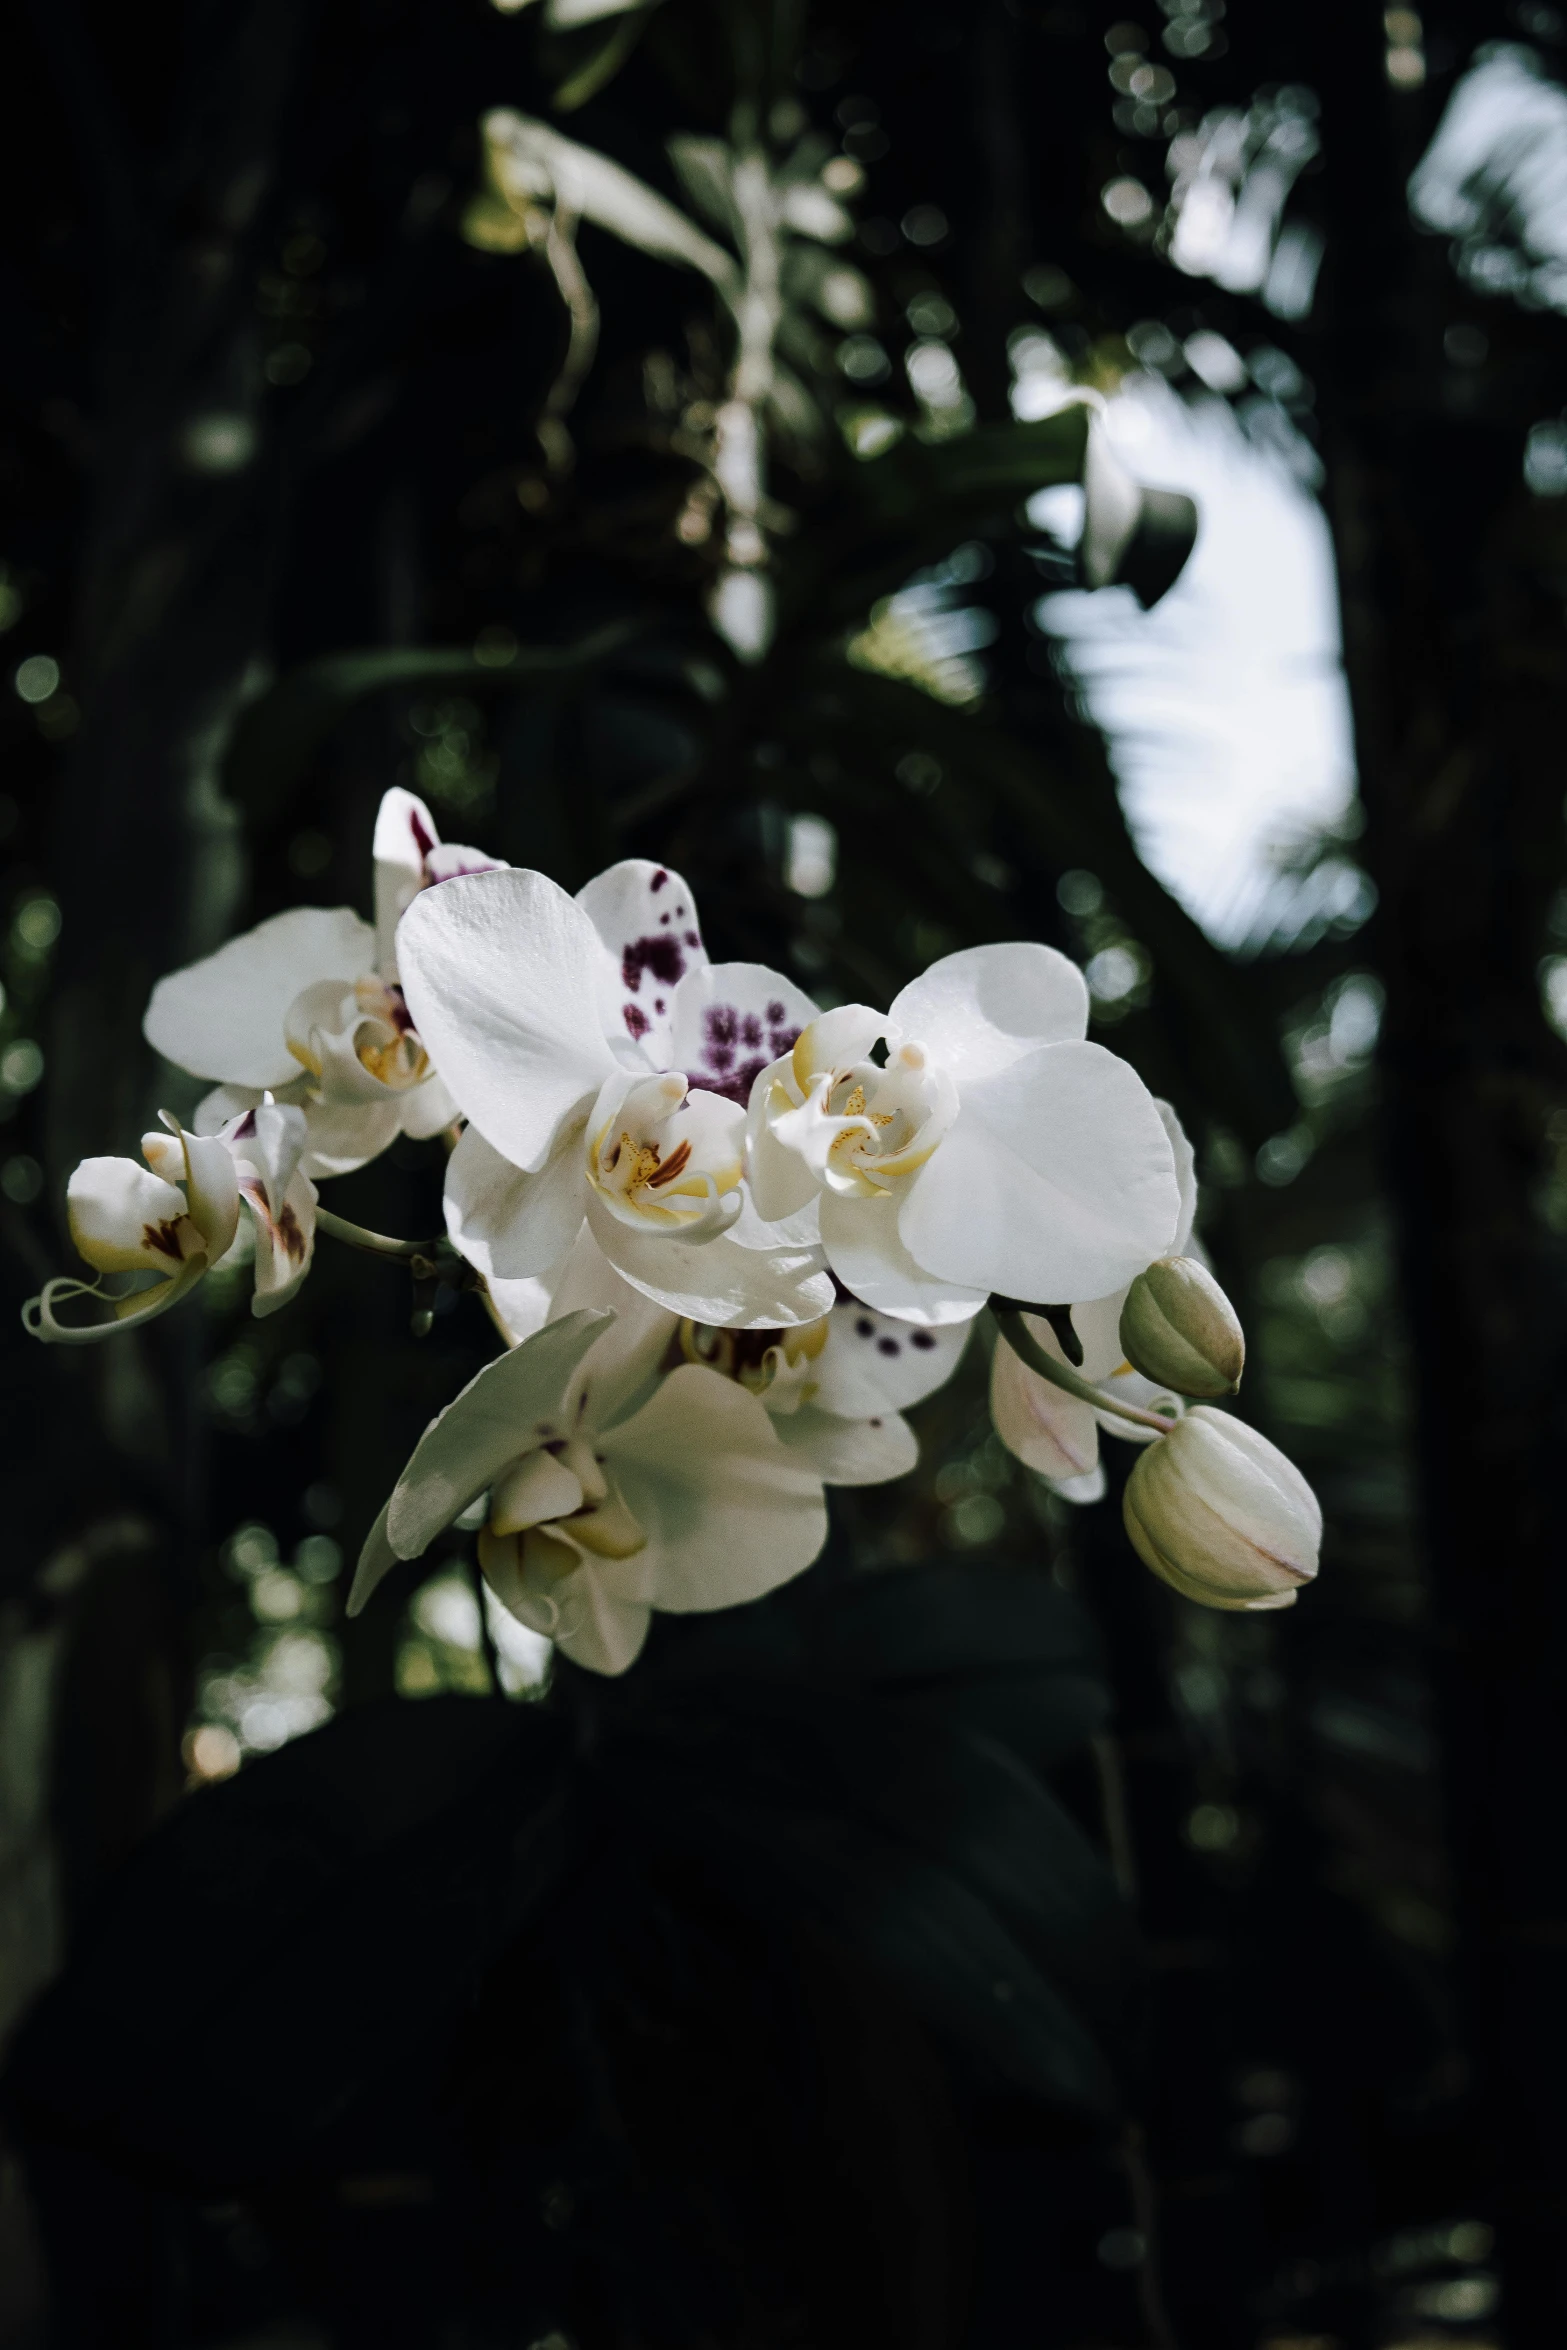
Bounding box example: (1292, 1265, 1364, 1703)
(26, 789, 1321, 1673)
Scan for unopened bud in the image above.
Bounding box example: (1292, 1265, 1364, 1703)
(1119, 1256, 1244, 1398)
(1122, 1407, 1320, 1612)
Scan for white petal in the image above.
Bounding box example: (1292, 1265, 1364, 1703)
(349, 1503, 400, 1618)
(1157, 1097, 1199, 1255)
(67, 1158, 195, 1275)
(445, 1121, 586, 1281)
(771, 1403, 918, 1485)
(812, 1300, 970, 1416)
(397, 867, 616, 1173)
(889, 941, 1088, 1077)
(990, 1326, 1102, 1482)
(373, 787, 440, 976)
(1055, 1466, 1108, 1506)
(817, 1189, 988, 1327)
(669, 963, 818, 1108)
(489, 1448, 585, 1533)
(382, 1309, 611, 1562)
(398, 1072, 459, 1140)
(586, 1190, 834, 1328)
(744, 1054, 821, 1223)
(552, 1564, 652, 1676)
(176, 1127, 242, 1259)
(897, 1042, 1179, 1305)
(425, 840, 503, 884)
(144, 907, 375, 1088)
(604, 1364, 828, 1613)
(296, 1097, 406, 1181)
(576, 859, 708, 1067)
(194, 1082, 264, 1135)
(549, 1225, 679, 1429)
(246, 1163, 317, 1316)
(486, 1274, 557, 1345)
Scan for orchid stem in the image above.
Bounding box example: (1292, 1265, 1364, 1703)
(315, 1207, 440, 1264)
(992, 1305, 1178, 1436)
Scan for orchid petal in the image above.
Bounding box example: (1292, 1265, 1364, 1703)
(373, 787, 440, 977)
(489, 1449, 585, 1534)
(486, 1274, 558, 1346)
(66, 1158, 196, 1276)
(397, 867, 616, 1173)
(576, 859, 708, 1066)
(548, 1559, 653, 1675)
(603, 1364, 828, 1613)
(548, 1225, 679, 1431)
(171, 1126, 242, 1259)
(424, 840, 503, 885)
(889, 941, 1089, 1075)
(398, 1072, 458, 1140)
(144, 907, 375, 1089)
(670, 963, 818, 1108)
(445, 1122, 587, 1281)
(349, 1503, 401, 1618)
(372, 1310, 612, 1578)
(585, 1190, 834, 1328)
(897, 1043, 1179, 1306)
(812, 1300, 970, 1416)
(745, 1055, 823, 1223)
(295, 1099, 406, 1181)
(790, 1004, 885, 1085)
(817, 1190, 987, 1328)
(1055, 1466, 1108, 1506)
(771, 1404, 918, 1485)
(1159, 1097, 1199, 1255)
(990, 1327, 1102, 1483)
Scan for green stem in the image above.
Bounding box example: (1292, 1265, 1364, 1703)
(315, 1206, 440, 1264)
(992, 1305, 1177, 1436)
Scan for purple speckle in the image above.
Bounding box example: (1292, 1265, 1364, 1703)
(705, 1005, 739, 1065)
(855, 1317, 874, 1338)
(877, 1337, 901, 1357)
(624, 1005, 650, 1041)
(386, 984, 415, 1036)
(766, 1001, 785, 1023)
(409, 809, 435, 861)
(651, 869, 669, 891)
(233, 1110, 257, 1140)
(660, 911, 671, 926)
(685, 931, 700, 947)
(684, 1000, 788, 1103)
(623, 934, 687, 994)
(911, 1330, 937, 1350)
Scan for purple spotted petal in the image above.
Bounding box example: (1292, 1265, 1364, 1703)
(576, 860, 708, 1068)
(668, 963, 819, 1106)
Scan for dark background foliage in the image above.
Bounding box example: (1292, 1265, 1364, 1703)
(1, 0, 1565, 2343)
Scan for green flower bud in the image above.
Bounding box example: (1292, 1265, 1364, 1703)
(1122, 1407, 1320, 1612)
(1118, 1255, 1245, 1398)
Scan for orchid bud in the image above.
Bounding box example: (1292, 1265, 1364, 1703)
(1119, 1256, 1245, 1398)
(1122, 1407, 1320, 1612)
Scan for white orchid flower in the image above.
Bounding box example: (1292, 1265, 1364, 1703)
(346, 1259, 829, 1678)
(745, 942, 1183, 1327)
(24, 1100, 316, 1343)
(143, 789, 499, 1180)
(990, 1101, 1197, 1502)
(395, 859, 833, 1330)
